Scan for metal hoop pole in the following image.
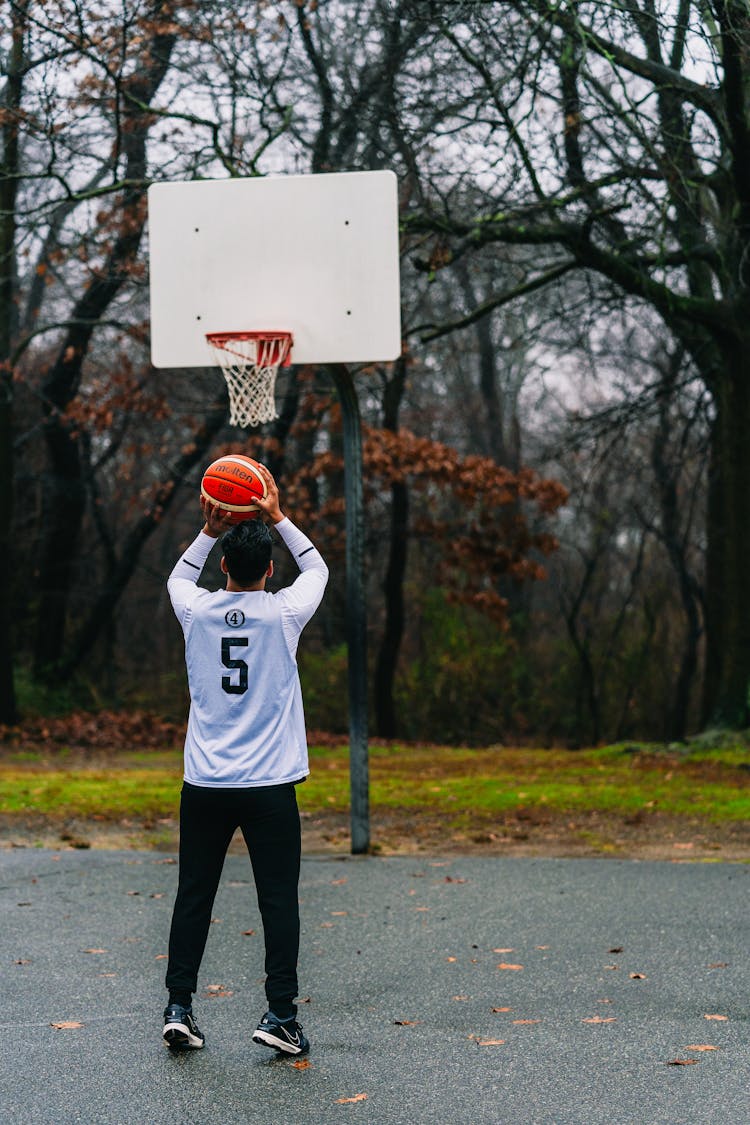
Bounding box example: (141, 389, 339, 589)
(328, 363, 369, 855)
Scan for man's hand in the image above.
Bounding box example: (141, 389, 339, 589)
(254, 464, 285, 525)
(201, 496, 237, 537)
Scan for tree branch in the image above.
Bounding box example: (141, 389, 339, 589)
(529, 0, 724, 127)
(413, 260, 577, 342)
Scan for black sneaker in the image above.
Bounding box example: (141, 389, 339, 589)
(162, 1003, 205, 1049)
(252, 1012, 309, 1055)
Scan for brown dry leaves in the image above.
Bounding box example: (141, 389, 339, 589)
(336, 1093, 367, 1103)
(51, 1021, 83, 1030)
(204, 983, 233, 998)
(667, 1042, 721, 1066)
(0, 709, 183, 750)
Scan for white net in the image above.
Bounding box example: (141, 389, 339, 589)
(207, 333, 292, 428)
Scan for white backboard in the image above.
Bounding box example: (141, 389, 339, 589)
(148, 170, 401, 368)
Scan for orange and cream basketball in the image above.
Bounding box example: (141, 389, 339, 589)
(200, 455, 267, 523)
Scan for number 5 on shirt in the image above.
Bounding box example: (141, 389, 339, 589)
(221, 637, 248, 694)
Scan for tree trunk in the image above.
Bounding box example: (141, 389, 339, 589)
(374, 356, 409, 738)
(0, 1, 28, 722)
(32, 424, 86, 679)
(650, 352, 704, 740)
(32, 18, 177, 680)
(58, 397, 228, 679)
(702, 345, 750, 727)
(374, 479, 409, 737)
(0, 377, 15, 723)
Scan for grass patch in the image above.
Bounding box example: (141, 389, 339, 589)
(0, 768, 180, 819)
(297, 743, 750, 822)
(0, 742, 747, 825)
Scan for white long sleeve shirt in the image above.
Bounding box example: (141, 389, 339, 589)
(167, 517, 328, 787)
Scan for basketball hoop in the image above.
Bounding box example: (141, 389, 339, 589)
(206, 330, 293, 428)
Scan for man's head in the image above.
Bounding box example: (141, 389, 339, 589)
(221, 519, 273, 587)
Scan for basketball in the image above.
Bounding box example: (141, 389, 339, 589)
(200, 455, 267, 523)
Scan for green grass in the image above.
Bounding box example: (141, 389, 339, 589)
(0, 741, 747, 824)
(0, 768, 180, 818)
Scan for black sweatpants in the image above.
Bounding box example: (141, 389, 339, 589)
(165, 780, 301, 1020)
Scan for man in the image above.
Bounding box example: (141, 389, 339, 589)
(162, 464, 328, 1056)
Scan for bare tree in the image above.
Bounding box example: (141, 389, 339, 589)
(406, 0, 750, 728)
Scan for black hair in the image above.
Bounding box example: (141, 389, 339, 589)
(222, 519, 273, 585)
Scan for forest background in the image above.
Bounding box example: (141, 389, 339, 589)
(3, 0, 750, 750)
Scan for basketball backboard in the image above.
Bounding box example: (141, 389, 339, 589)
(148, 170, 401, 369)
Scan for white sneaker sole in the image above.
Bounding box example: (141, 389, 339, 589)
(252, 1028, 305, 1055)
(163, 1021, 205, 1049)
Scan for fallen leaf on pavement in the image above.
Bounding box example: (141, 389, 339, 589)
(336, 1093, 367, 1103)
(393, 1019, 420, 1026)
(204, 984, 233, 998)
(292, 1059, 311, 1069)
(582, 1016, 617, 1024)
(685, 1045, 718, 1052)
(666, 1058, 698, 1066)
(493, 948, 514, 953)
(704, 1014, 728, 1021)
(82, 949, 107, 954)
(51, 1021, 83, 1030)
(242, 930, 255, 936)
(471, 1037, 505, 1046)
(155, 954, 168, 960)
(707, 962, 728, 969)
(14, 959, 31, 965)
(497, 963, 523, 971)
(629, 972, 647, 979)
(453, 995, 469, 1001)
(491, 1007, 512, 1013)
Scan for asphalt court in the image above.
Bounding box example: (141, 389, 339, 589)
(1, 848, 748, 1124)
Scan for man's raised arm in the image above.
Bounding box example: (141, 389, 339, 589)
(167, 498, 235, 625)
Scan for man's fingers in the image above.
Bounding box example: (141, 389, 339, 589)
(258, 463, 278, 491)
